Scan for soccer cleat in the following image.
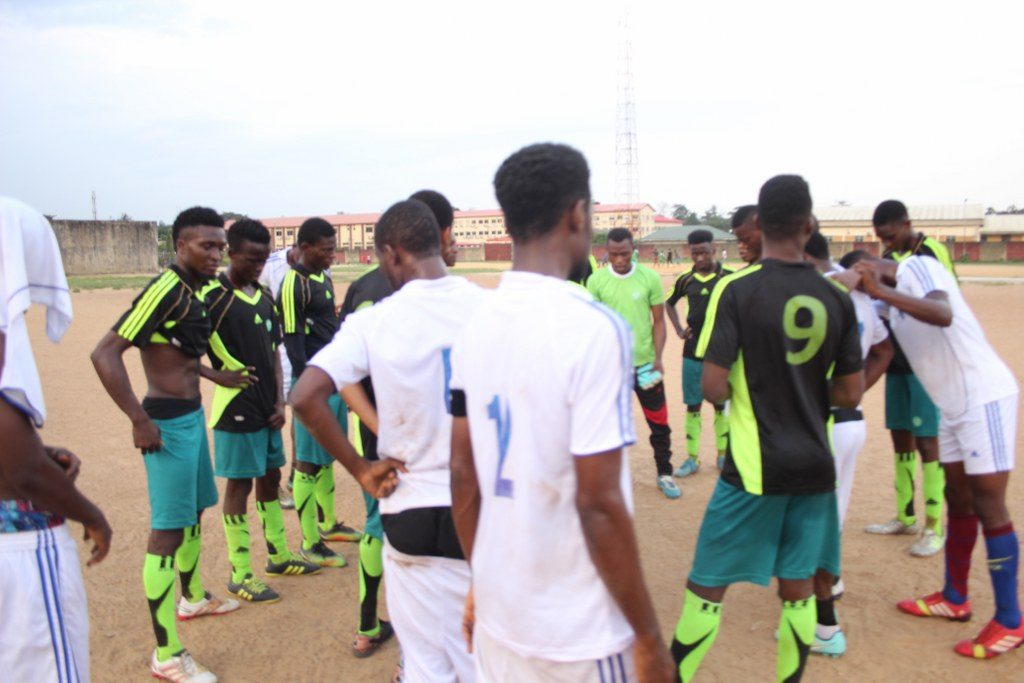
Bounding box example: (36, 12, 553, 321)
(353, 619, 395, 658)
(657, 475, 681, 499)
(909, 529, 946, 557)
(897, 591, 972, 622)
(227, 576, 280, 604)
(300, 541, 347, 568)
(176, 591, 241, 621)
(265, 553, 322, 576)
(954, 619, 1024, 659)
(673, 458, 700, 478)
(319, 521, 362, 543)
(716, 455, 725, 471)
(811, 629, 846, 658)
(279, 486, 295, 510)
(865, 518, 921, 536)
(150, 649, 217, 683)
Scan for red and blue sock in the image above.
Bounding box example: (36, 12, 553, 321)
(983, 523, 1021, 629)
(942, 513, 979, 605)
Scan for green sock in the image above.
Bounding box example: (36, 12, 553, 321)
(894, 451, 917, 526)
(922, 460, 945, 535)
(777, 597, 815, 682)
(358, 534, 384, 636)
(294, 471, 319, 550)
(143, 553, 182, 662)
(256, 499, 291, 563)
(315, 465, 337, 532)
(175, 524, 205, 602)
(671, 589, 722, 682)
(222, 514, 251, 584)
(714, 408, 729, 456)
(685, 410, 701, 461)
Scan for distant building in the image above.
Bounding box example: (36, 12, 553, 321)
(815, 204, 984, 245)
(640, 224, 735, 244)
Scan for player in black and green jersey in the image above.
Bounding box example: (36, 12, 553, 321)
(671, 175, 864, 683)
(865, 199, 950, 557)
(666, 229, 734, 476)
(279, 217, 361, 569)
(201, 219, 321, 604)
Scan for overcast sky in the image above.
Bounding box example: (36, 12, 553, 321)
(2, 0, 1022, 223)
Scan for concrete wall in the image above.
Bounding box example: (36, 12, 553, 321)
(52, 220, 158, 275)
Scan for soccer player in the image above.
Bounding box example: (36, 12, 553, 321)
(0, 197, 113, 683)
(588, 228, 679, 499)
(670, 175, 863, 682)
(450, 143, 675, 682)
(200, 219, 320, 604)
(804, 235, 893, 657)
(296, 198, 486, 680)
(731, 204, 761, 265)
(91, 207, 240, 683)
(839, 255, 1022, 658)
(278, 217, 361, 569)
(864, 200, 948, 557)
(665, 229, 734, 475)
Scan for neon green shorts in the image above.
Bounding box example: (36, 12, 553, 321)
(145, 409, 218, 530)
(213, 428, 285, 479)
(885, 373, 940, 437)
(689, 478, 840, 587)
(294, 389, 347, 466)
(683, 357, 704, 406)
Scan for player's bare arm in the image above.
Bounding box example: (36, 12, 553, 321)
(665, 297, 687, 340)
(91, 332, 163, 453)
(340, 382, 379, 435)
(701, 360, 731, 405)
(830, 371, 865, 410)
(290, 366, 405, 497)
(199, 363, 256, 389)
(864, 337, 894, 390)
(854, 261, 953, 327)
(449, 415, 480, 561)
(575, 449, 675, 683)
(651, 302, 667, 374)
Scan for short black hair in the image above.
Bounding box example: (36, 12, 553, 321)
(757, 175, 812, 239)
(607, 227, 633, 244)
(227, 218, 270, 251)
(409, 190, 454, 230)
(731, 205, 757, 230)
(804, 230, 830, 260)
(687, 229, 713, 245)
(872, 199, 908, 227)
(494, 143, 590, 243)
(297, 217, 336, 246)
(839, 249, 872, 269)
(374, 200, 441, 257)
(173, 206, 223, 243)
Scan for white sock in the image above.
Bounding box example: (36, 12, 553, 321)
(815, 623, 841, 640)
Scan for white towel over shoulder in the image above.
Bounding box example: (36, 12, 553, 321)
(0, 196, 73, 427)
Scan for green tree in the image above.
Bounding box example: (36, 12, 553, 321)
(701, 205, 730, 231)
(672, 204, 701, 225)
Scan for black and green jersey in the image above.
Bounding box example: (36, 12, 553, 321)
(113, 264, 210, 358)
(201, 273, 282, 432)
(667, 262, 734, 359)
(883, 235, 955, 374)
(278, 264, 338, 375)
(696, 259, 863, 495)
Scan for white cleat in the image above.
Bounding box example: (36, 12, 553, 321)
(864, 518, 920, 536)
(176, 592, 240, 621)
(909, 529, 946, 557)
(150, 649, 217, 683)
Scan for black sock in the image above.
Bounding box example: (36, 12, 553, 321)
(816, 597, 837, 626)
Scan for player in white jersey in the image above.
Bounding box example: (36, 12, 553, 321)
(803, 234, 893, 658)
(449, 143, 674, 683)
(840, 255, 1022, 659)
(294, 199, 486, 681)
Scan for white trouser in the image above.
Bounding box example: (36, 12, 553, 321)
(832, 419, 867, 527)
(0, 523, 90, 683)
(384, 542, 474, 683)
(474, 625, 636, 683)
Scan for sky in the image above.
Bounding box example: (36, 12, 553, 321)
(1, 0, 1022, 223)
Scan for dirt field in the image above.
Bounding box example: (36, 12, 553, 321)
(27, 272, 1024, 682)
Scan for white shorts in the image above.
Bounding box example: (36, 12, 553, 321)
(832, 418, 866, 527)
(384, 543, 473, 683)
(939, 394, 1017, 475)
(0, 524, 90, 683)
(474, 624, 636, 683)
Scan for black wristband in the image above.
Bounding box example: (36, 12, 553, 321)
(449, 389, 467, 417)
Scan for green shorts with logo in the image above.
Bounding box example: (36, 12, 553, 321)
(145, 409, 219, 530)
(689, 478, 840, 587)
(683, 357, 704, 406)
(213, 427, 286, 479)
(294, 388, 347, 466)
(885, 373, 940, 437)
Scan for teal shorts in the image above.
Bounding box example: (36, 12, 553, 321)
(683, 357, 704, 406)
(363, 492, 383, 541)
(294, 389, 347, 466)
(885, 373, 940, 437)
(145, 409, 219, 530)
(213, 428, 286, 479)
(689, 478, 841, 587)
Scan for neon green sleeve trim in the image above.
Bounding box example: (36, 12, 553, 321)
(281, 271, 299, 333)
(116, 272, 175, 341)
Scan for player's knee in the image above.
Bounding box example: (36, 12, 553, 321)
(225, 478, 253, 497)
(777, 578, 814, 602)
(972, 496, 1011, 529)
(148, 528, 184, 556)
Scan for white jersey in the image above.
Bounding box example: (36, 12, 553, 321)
(449, 270, 637, 662)
(259, 248, 291, 299)
(310, 276, 487, 514)
(891, 256, 1018, 416)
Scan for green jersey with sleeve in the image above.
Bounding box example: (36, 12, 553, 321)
(587, 264, 664, 367)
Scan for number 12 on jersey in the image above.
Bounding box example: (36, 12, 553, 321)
(487, 395, 513, 498)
